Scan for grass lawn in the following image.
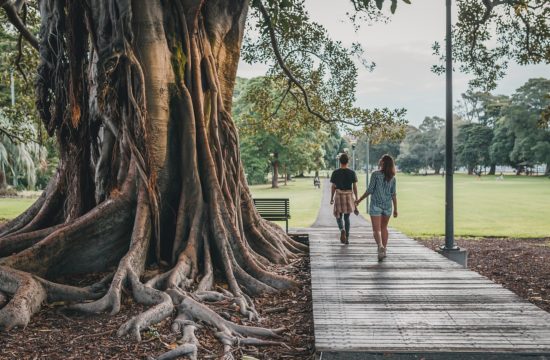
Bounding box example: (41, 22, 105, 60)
(357, 173, 550, 238)
(2, 174, 549, 238)
(0, 197, 37, 221)
(249, 177, 322, 228)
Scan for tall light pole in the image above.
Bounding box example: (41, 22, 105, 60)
(444, 0, 456, 250)
(352, 144, 356, 171)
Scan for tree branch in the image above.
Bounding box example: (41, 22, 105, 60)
(0, 127, 25, 143)
(255, 0, 359, 126)
(269, 82, 292, 119)
(1, 0, 39, 50)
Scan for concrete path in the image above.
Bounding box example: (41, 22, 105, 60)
(306, 180, 550, 359)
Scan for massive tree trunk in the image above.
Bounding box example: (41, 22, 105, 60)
(0, 1, 305, 357)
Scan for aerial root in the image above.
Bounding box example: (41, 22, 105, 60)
(70, 184, 149, 316)
(0, 266, 47, 330)
(68, 269, 125, 315)
(150, 311, 199, 360)
(117, 271, 173, 341)
(37, 273, 113, 302)
(145, 254, 194, 291)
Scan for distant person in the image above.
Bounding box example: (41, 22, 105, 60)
(497, 172, 504, 181)
(313, 176, 321, 188)
(356, 154, 398, 262)
(475, 169, 482, 180)
(330, 154, 358, 244)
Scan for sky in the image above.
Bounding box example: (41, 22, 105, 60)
(236, 0, 549, 127)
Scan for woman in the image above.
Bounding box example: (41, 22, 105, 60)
(356, 154, 398, 261)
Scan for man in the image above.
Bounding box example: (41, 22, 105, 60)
(330, 153, 358, 244)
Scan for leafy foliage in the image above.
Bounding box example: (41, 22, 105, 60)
(234, 77, 330, 184)
(395, 78, 550, 175)
(0, 4, 55, 190)
(433, 0, 550, 90)
(0, 2, 42, 144)
(456, 122, 494, 173)
(244, 0, 408, 137)
(499, 78, 550, 171)
(396, 117, 449, 174)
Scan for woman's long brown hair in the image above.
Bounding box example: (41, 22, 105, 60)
(381, 154, 396, 182)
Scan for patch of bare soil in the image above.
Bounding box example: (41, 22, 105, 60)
(0, 241, 314, 359)
(418, 237, 550, 313)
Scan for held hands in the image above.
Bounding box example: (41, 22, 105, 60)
(330, 199, 334, 205)
(354, 198, 361, 207)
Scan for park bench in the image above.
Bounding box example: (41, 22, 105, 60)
(253, 198, 290, 233)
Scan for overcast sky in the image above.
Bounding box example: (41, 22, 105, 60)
(236, 0, 549, 127)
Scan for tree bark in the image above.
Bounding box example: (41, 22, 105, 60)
(488, 163, 496, 175)
(271, 152, 279, 188)
(0, 0, 303, 355)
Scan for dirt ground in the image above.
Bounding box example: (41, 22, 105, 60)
(0, 254, 314, 360)
(418, 237, 550, 313)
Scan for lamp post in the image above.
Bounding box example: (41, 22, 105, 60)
(352, 144, 356, 171)
(437, 0, 467, 268)
(443, 0, 456, 250)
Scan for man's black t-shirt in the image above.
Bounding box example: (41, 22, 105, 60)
(330, 168, 358, 190)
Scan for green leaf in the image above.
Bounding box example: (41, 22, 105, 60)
(391, 0, 397, 13)
(402, 0, 411, 4)
(375, 0, 384, 10)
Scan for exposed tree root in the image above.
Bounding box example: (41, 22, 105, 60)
(0, 266, 47, 330)
(0, 225, 64, 258)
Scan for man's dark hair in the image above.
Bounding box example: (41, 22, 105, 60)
(339, 153, 349, 165)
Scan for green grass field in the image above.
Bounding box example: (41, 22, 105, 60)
(2, 174, 549, 237)
(0, 198, 37, 221)
(249, 178, 322, 228)
(355, 173, 550, 238)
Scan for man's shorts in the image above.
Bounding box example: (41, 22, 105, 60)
(369, 203, 392, 217)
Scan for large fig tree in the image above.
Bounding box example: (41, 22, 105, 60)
(0, 0, 547, 358)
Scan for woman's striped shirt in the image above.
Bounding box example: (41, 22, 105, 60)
(367, 171, 396, 209)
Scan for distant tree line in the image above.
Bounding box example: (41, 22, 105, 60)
(233, 77, 404, 185)
(355, 78, 550, 176)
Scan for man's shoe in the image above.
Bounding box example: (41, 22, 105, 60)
(340, 229, 346, 243)
(344, 236, 349, 245)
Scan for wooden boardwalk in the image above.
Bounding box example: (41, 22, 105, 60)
(307, 180, 550, 359)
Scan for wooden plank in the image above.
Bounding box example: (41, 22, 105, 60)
(308, 226, 550, 355)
